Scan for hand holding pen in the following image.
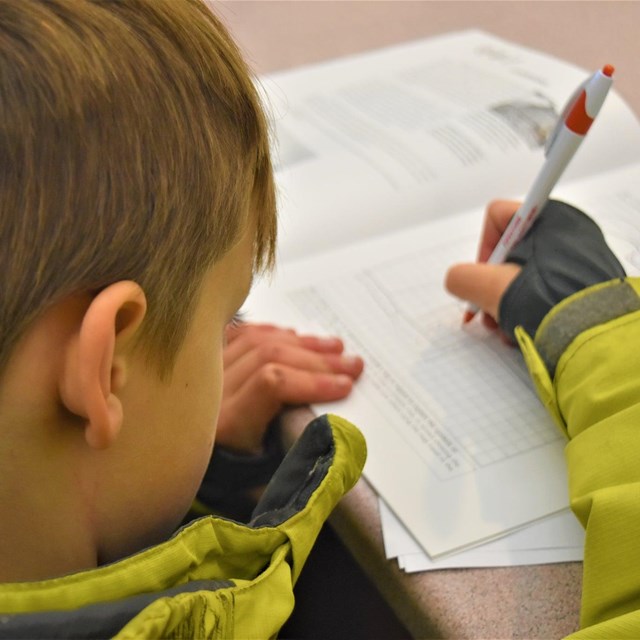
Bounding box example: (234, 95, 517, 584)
(446, 194, 626, 343)
(462, 64, 615, 324)
(446, 200, 523, 332)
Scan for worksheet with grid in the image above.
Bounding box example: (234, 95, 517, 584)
(287, 246, 560, 483)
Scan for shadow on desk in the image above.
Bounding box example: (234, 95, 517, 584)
(280, 522, 411, 639)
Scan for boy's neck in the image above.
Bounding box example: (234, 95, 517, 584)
(0, 323, 100, 582)
(0, 444, 99, 582)
(0, 485, 98, 582)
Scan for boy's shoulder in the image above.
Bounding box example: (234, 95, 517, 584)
(0, 415, 366, 639)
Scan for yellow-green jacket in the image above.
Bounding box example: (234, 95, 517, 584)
(517, 277, 640, 638)
(0, 414, 366, 639)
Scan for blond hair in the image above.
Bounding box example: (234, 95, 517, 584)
(0, 0, 276, 376)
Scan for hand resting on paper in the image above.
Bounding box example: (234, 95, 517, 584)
(196, 321, 363, 520)
(445, 199, 626, 342)
(216, 321, 364, 454)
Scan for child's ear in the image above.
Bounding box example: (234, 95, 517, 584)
(59, 281, 147, 450)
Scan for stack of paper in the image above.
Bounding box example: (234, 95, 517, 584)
(380, 498, 584, 572)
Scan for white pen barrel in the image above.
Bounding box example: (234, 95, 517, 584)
(488, 128, 583, 265)
(585, 71, 613, 117)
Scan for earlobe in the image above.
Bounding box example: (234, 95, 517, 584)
(59, 281, 147, 450)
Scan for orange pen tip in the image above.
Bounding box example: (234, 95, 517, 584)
(462, 310, 476, 325)
(602, 64, 615, 77)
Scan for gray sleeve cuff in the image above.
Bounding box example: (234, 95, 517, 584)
(533, 279, 640, 377)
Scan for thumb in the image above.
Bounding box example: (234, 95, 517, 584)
(445, 262, 521, 320)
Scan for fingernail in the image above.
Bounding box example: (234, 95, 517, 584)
(341, 355, 363, 368)
(335, 374, 352, 389)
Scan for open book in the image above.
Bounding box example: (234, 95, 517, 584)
(246, 30, 640, 558)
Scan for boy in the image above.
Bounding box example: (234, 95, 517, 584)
(0, 1, 366, 637)
(447, 198, 640, 638)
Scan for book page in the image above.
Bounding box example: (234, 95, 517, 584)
(262, 30, 640, 262)
(247, 162, 640, 557)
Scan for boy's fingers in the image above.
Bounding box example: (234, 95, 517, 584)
(295, 334, 345, 353)
(445, 262, 521, 320)
(241, 363, 354, 408)
(223, 342, 363, 396)
(217, 366, 356, 453)
(478, 200, 521, 262)
(224, 324, 345, 367)
(224, 326, 306, 365)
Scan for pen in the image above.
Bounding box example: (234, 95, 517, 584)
(463, 64, 615, 324)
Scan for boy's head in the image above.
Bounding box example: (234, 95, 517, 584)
(0, 0, 276, 377)
(0, 0, 277, 579)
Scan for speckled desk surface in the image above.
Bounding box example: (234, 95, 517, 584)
(216, 2, 640, 637)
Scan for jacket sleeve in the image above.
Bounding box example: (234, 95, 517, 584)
(515, 277, 640, 638)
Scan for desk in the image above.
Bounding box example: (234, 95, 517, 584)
(216, 2, 640, 637)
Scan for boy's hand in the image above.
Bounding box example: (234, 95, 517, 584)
(446, 199, 626, 342)
(445, 200, 522, 335)
(216, 322, 364, 454)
